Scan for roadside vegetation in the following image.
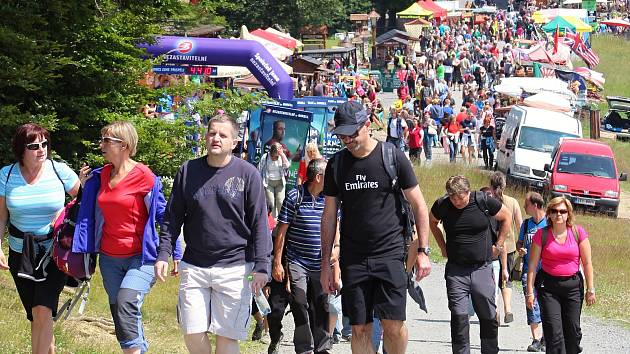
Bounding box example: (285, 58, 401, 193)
(415, 162, 630, 326)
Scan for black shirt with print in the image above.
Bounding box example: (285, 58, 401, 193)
(323, 143, 418, 263)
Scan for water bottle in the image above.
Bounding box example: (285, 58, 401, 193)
(248, 275, 271, 316)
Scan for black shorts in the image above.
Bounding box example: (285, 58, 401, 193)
(340, 256, 407, 325)
(499, 251, 517, 289)
(8, 249, 67, 321)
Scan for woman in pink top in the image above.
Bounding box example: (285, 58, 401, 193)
(525, 197, 596, 354)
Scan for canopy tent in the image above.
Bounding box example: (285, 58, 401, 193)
(251, 29, 298, 49)
(562, 0, 607, 4)
(494, 77, 576, 101)
(523, 92, 572, 112)
(397, 3, 432, 18)
(234, 74, 297, 90)
(534, 8, 588, 23)
(542, 16, 591, 33)
(600, 19, 630, 28)
(264, 27, 304, 48)
(240, 25, 294, 61)
(404, 18, 431, 39)
(417, 1, 447, 19)
(532, 11, 549, 24)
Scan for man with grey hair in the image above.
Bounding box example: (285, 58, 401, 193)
(271, 158, 338, 354)
(429, 175, 513, 354)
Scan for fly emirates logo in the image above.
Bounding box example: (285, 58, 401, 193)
(345, 174, 379, 191)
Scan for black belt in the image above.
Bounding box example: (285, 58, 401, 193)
(540, 269, 581, 281)
(8, 224, 54, 241)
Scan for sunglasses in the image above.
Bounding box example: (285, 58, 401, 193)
(25, 140, 49, 151)
(100, 136, 124, 144)
(550, 209, 569, 215)
(337, 124, 365, 140)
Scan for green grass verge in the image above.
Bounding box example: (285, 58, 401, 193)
(414, 162, 630, 325)
(0, 250, 266, 353)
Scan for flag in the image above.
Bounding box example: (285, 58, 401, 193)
(564, 30, 600, 68)
(541, 67, 556, 78)
(553, 25, 559, 54)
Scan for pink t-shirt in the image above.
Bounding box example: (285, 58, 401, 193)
(532, 226, 588, 276)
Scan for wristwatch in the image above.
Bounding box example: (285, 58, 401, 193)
(586, 288, 596, 295)
(418, 247, 431, 256)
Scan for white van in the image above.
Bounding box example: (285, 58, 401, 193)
(496, 106, 582, 188)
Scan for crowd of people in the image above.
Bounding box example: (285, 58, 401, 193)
(0, 2, 609, 354)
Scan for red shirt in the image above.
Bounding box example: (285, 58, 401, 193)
(98, 163, 154, 257)
(408, 127, 423, 149)
(447, 122, 460, 134)
(297, 160, 307, 184)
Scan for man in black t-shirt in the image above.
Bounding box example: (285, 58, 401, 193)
(320, 101, 432, 354)
(429, 175, 512, 354)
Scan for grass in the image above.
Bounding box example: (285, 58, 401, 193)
(0, 251, 266, 353)
(413, 162, 630, 325)
(577, 35, 630, 192)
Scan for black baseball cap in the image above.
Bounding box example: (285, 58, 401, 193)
(331, 100, 369, 136)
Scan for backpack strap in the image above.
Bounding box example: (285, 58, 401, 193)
(381, 142, 399, 192)
(49, 160, 66, 190)
(289, 184, 304, 226)
(5, 163, 15, 187)
(332, 148, 346, 200)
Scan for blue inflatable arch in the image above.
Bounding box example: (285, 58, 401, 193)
(139, 36, 294, 100)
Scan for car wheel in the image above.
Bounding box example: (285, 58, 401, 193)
(613, 207, 619, 219)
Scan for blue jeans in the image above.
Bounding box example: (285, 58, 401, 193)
(100, 254, 156, 353)
(521, 272, 542, 325)
(372, 315, 383, 353)
(423, 131, 434, 161)
(448, 137, 457, 162)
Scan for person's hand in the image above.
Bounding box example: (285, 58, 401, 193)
(502, 269, 509, 284)
(272, 261, 285, 283)
(0, 249, 9, 270)
(320, 263, 340, 295)
(517, 247, 527, 257)
(525, 294, 535, 310)
(586, 291, 596, 306)
(415, 252, 432, 281)
(78, 164, 92, 187)
(492, 245, 501, 258)
(250, 272, 268, 294)
(170, 260, 180, 277)
(154, 261, 169, 282)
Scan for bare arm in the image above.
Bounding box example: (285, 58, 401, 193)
(579, 237, 596, 305)
(320, 196, 339, 267)
(403, 185, 432, 279)
(429, 212, 447, 257)
(493, 204, 512, 252)
(526, 242, 542, 297)
(0, 197, 8, 269)
(272, 223, 289, 282)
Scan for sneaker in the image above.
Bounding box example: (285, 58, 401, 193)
(332, 334, 340, 344)
(504, 312, 514, 323)
(252, 321, 264, 341)
(527, 339, 544, 352)
(341, 334, 352, 342)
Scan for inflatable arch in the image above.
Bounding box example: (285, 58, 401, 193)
(140, 36, 294, 100)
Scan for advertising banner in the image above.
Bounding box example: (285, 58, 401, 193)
(292, 97, 347, 158)
(257, 106, 313, 188)
(246, 100, 295, 163)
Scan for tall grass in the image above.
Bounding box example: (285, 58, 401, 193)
(414, 162, 630, 324)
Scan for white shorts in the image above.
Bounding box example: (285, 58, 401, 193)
(177, 261, 254, 340)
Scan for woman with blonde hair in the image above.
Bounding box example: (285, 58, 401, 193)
(526, 197, 595, 354)
(297, 142, 323, 185)
(75, 121, 181, 354)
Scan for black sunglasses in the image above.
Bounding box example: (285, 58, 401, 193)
(337, 123, 366, 140)
(549, 209, 568, 215)
(25, 140, 49, 151)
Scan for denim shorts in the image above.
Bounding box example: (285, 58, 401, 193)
(521, 272, 542, 325)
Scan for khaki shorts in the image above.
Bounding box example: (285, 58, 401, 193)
(177, 261, 254, 340)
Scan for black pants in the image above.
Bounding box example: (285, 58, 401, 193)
(536, 270, 584, 354)
(268, 279, 292, 344)
(445, 261, 498, 354)
(480, 141, 494, 168)
(288, 263, 331, 354)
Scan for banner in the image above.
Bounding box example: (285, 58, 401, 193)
(292, 97, 347, 158)
(257, 106, 313, 188)
(246, 100, 295, 162)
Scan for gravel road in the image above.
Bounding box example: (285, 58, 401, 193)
(273, 263, 630, 353)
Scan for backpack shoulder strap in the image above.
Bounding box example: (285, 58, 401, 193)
(50, 160, 65, 189)
(289, 185, 304, 226)
(381, 142, 399, 192)
(5, 163, 16, 187)
(474, 191, 490, 215)
(542, 226, 551, 252)
(572, 224, 580, 244)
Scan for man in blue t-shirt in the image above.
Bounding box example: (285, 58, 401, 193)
(516, 192, 547, 352)
(271, 158, 337, 354)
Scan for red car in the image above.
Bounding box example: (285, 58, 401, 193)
(544, 138, 627, 217)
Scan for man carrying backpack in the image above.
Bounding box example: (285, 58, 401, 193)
(386, 108, 408, 152)
(320, 101, 432, 354)
(270, 158, 337, 354)
(429, 175, 513, 354)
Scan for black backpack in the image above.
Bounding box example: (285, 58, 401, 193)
(331, 142, 416, 253)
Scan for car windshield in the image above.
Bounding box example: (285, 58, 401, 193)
(556, 153, 616, 178)
(517, 127, 579, 153)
